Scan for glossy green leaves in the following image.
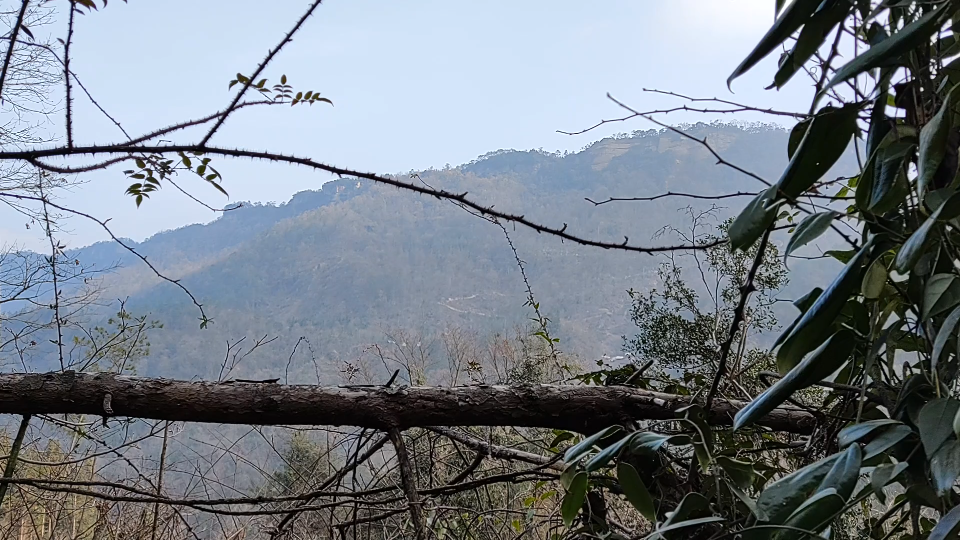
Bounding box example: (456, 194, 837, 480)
(861, 258, 888, 299)
(930, 505, 960, 540)
(561, 471, 587, 527)
(563, 426, 621, 467)
(918, 400, 960, 494)
(754, 445, 861, 531)
(784, 211, 838, 262)
(776, 241, 871, 373)
(894, 215, 938, 274)
(736, 330, 855, 430)
(931, 440, 960, 495)
(774, 489, 844, 540)
(617, 462, 656, 522)
(856, 122, 916, 214)
(895, 190, 960, 273)
(770, 0, 853, 89)
(648, 493, 720, 540)
(716, 456, 756, 491)
(727, 0, 822, 88)
(822, 4, 948, 94)
(776, 104, 860, 201)
(919, 399, 960, 460)
(864, 425, 913, 460)
(919, 84, 960, 197)
(924, 274, 960, 321)
(729, 104, 858, 252)
(870, 462, 908, 496)
(584, 432, 634, 472)
(729, 186, 779, 252)
(837, 419, 902, 448)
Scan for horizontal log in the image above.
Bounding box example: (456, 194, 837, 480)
(0, 371, 817, 434)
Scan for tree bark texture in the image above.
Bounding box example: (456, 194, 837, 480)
(0, 371, 817, 434)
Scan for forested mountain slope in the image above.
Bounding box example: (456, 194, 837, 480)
(71, 123, 852, 381)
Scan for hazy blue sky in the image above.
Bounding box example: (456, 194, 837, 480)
(11, 1, 814, 250)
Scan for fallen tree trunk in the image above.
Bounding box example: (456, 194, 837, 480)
(0, 371, 817, 434)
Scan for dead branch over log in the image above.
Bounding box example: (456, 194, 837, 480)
(428, 427, 565, 471)
(0, 372, 817, 433)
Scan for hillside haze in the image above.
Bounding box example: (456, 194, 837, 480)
(70, 123, 850, 382)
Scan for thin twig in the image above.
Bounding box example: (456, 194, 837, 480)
(0, 415, 30, 512)
(496, 220, 563, 371)
(198, 0, 323, 145)
(270, 435, 389, 536)
(28, 155, 133, 174)
(166, 176, 240, 213)
(13, 143, 721, 254)
(592, 93, 773, 188)
(150, 421, 170, 540)
(126, 100, 278, 145)
(63, 3, 76, 147)
(5, 38, 130, 138)
(428, 427, 564, 471)
(413, 172, 563, 370)
(587, 191, 757, 205)
(0, 0, 30, 103)
(811, 22, 848, 115)
(705, 228, 771, 411)
(0, 191, 209, 323)
(582, 94, 859, 250)
(642, 89, 808, 118)
(561, 89, 807, 136)
(38, 177, 64, 370)
(388, 428, 426, 540)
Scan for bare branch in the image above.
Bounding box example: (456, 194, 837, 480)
(0, 0, 29, 102)
(705, 228, 771, 410)
(270, 434, 389, 536)
(602, 93, 772, 187)
(0, 414, 30, 511)
(586, 191, 757, 206)
(0, 191, 209, 323)
(63, 3, 75, 147)
(642, 89, 808, 118)
(126, 99, 279, 145)
(7, 144, 720, 254)
(388, 429, 426, 540)
(428, 426, 564, 471)
(198, 0, 323, 145)
(38, 178, 64, 369)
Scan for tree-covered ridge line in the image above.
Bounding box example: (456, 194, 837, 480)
(39, 123, 843, 383)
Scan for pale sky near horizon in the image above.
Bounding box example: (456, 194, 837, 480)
(7, 1, 815, 251)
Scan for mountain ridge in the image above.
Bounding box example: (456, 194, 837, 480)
(62, 123, 849, 382)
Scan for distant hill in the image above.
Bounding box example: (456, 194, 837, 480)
(69, 123, 854, 382)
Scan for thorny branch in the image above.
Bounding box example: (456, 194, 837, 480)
(38, 178, 64, 370)
(586, 191, 758, 205)
(0, 191, 209, 323)
(705, 228, 770, 411)
(0, 0, 29, 103)
(560, 88, 807, 136)
(63, 2, 75, 147)
(9, 143, 721, 254)
(596, 93, 772, 188)
(198, 0, 324, 146)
